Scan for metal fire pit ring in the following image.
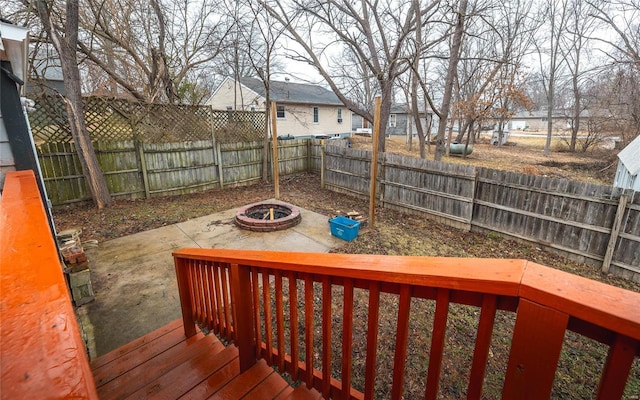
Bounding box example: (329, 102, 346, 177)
(234, 201, 301, 232)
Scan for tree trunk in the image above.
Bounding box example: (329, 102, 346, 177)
(570, 68, 580, 152)
(377, 82, 392, 154)
(435, 0, 467, 161)
(34, 0, 112, 208)
(263, 94, 270, 183)
(544, 74, 554, 156)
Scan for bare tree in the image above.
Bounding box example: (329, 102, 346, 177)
(588, 0, 640, 70)
(258, 0, 441, 153)
(226, 1, 286, 182)
(561, 0, 598, 152)
(420, 0, 537, 156)
(25, 0, 112, 208)
(433, 0, 468, 161)
(535, 0, 570, 156)
(78, 0, 230, 103)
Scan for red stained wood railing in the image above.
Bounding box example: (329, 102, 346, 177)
(173, 249, 640, 400)
(1, 171, 99, 399)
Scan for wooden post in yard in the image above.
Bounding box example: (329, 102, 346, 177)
(320, 139, 326, 189)
(369, 96, 382, 228)
(270, 102, 280, 199)
(602, 194, 628, 274)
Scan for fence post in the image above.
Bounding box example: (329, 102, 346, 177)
(135, 140, 151, 199)
(216, 142, 224, 189)
(468, 169, 479, 232)
(210, 107, 222, 189)
(602, 194, 628, 274)
(306, 138, 312, 172)
(320, 140, 325, 189)
(270, 103, 280, 199)
(230, 263, 256, 372)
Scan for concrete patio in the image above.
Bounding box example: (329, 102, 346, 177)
(80, 201, 345, 357)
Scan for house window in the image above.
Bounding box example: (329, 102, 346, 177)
(389, 114, 397, 128)
(276, 105, 285, 119)
(313, 106, 319, 123)
(337, 108, 343, 123)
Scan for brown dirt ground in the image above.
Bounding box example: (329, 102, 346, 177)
(53, 141, 638, 399)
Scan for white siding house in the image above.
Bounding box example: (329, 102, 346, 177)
(0, 21, 29, 196)
(207, 77, 351, 138)
(614, 135, 640, 191)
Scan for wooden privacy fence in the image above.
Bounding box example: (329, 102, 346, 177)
(37, 139, 323, 204)
(30, 95, 327, 203)
(323, 144, 640, 282)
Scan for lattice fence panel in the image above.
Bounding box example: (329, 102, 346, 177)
(132, 102, 213, 143)
(84, 97, 135, 141)
(212, 110, 266, 144)
(29, 95, 73, 143)
(29, 96, 266, 144)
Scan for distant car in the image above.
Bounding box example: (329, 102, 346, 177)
(277, 134, 295, 140)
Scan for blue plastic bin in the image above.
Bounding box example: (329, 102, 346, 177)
(329, 216, 361, 241)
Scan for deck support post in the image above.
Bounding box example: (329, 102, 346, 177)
(502, 299, 568, 399)
(174, 257, 197, 338)
(230, 263, 256, 372)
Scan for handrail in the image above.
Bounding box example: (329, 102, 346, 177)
(173, 248, 640, 399)
(1, 171, 99, 399)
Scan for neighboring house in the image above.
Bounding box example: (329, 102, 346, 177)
(207, 77, 350, 138)
(508, 110, 589, 131)
(352, 103, 433, 137)
(1, 20, 29, 194)
(26, 45, 65, 96)
(614, 135, 640, 191)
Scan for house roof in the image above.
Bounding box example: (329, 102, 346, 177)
(511, 109, 591, 119)
(0, 20, 29, 84)
(240, 77, 343, 106)
(390, 103, 432, 115)
(31, 46, 64, 81)
(617, 135, 640, 176)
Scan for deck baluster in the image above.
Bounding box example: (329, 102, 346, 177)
(467, 294, 498, 400)
(364, 282, 381, 400)
(391, 285, 412, 400)
(425, 288, 450, 400)
(322, 276, 333, 399)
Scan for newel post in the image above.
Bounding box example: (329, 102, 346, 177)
(174, 256, 197, 338)
(230, 263, 256, 372)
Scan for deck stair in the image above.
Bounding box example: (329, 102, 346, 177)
(91, 319, 321, 399)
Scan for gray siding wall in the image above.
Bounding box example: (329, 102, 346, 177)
(0, 107, 16, 195)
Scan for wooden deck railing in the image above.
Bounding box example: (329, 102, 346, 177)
(1, 171, 99, 399)
(173, 248, 640, 400)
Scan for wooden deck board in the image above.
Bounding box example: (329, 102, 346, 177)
(93, 326, 201, 385)
(280, 386, 323, 400)
(91, 321, 321, 400)
(125, 344, 238, 399)
(208, 359, 275, 399)
(97, 334, 218, 398)
(91, 319, 184, 370)
(241, 371, 291, 399)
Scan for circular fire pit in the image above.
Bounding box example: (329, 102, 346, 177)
(235, 201, 301, 232)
